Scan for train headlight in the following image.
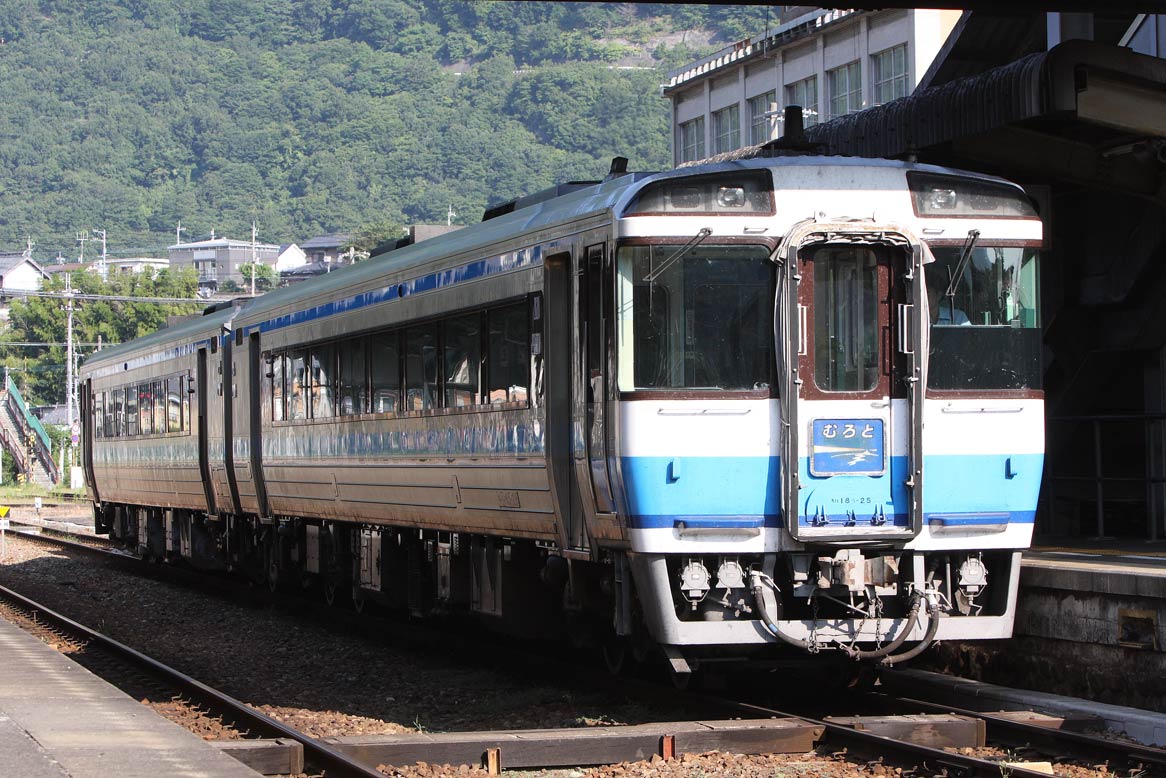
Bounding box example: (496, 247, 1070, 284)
(908, 172, 1037, 218)
(928, 188, 957, 210)
(716, 186, 746, 208)
(679, 559, 711, 604)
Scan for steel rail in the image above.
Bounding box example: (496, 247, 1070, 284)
(689, 693, 1057, 778)
(14, 527, 1134, 774)
(892, 694, 1166, 770)
(0, 583, 385, 778)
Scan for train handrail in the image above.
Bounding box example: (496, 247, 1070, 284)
(5, 374, 52, 454)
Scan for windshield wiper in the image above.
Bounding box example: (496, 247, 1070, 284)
(944, 228, 980, 299)
(644, 227, 712, 283)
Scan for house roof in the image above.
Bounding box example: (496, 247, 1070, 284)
(300, 234, 350, 250)
(0, 253, 47, 276)
(168, 238, 280, 251)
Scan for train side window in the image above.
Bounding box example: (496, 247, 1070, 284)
(370, 332, 401, 413)
(167, 377, 181, 432)
(138, 383, 153, 435)
(340, 337, 368, 416)
(311, 343, 336, 419)
(406, 324, 439, 411)
(444, 313, 481, 408)
(125, 385, 138, 436)
(111, 388, 124, 437)
(288, 352, 307, 421)
(94, 394, 105, 438)
(181, 376, 190, 432)
(271, 354, 285, 422)
(488, 303, 530, 404)
(152, 380, 165, 434)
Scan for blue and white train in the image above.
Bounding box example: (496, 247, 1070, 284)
(81, 154, 1043, 675)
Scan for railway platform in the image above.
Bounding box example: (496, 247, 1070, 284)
(0, 612, 260, 778)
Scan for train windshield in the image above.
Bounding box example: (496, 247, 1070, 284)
(616, 243, 774, 392)
(926, 245, 1041, 390)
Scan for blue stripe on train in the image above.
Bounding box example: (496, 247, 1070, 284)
(620, 453, 1043, 530)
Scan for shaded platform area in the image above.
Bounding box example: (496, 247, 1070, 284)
(930, 540, 1166, 713)
(0, 615, 260, 778)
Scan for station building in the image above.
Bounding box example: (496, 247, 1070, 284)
(663, 8, 962, 166)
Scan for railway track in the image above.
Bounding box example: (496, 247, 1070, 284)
(5, 527, 1160, 777)
(0, 582, 384, 778)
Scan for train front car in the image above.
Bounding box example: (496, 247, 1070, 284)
(613, 159, 1043, 672)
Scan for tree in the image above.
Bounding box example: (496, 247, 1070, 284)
(0, 267, 201, 406)
(237, 262, 277, 293)
(348, 221, 406, 256)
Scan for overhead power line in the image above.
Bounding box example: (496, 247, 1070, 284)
(0, 342, 107, 348)
(2, 289, 205, 304)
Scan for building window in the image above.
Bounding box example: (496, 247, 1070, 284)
(679, 117, 705, 163)
(827, 61, 862, 118)
(872, 44, 909, 105)
(748, 90, 777, 145)
(712, 105, 740, 154)
(784, 76, 818, 126)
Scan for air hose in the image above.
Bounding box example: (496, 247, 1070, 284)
(750, 572, 940, 663)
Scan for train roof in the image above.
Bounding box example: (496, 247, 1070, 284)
(81, 304, 238, 372)
(83, 155, 1026, 369)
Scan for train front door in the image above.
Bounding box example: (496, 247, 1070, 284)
(779, 229, 926, 542)
(572, 242, 623, 546)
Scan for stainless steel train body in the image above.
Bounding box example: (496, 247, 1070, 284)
(81, 156, 1044, 670)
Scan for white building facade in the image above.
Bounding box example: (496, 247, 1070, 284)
(664, 8, 962, 166)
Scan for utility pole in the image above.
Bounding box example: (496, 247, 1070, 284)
(23, 236, 34, 259)
(76, 230, 89, 263)
(64, 273, 75, 430)
(92, 228, 108, 281)
(250, 222, 258, 296)
(175, 221, 186, 245)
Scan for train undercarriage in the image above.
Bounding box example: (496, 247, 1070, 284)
(95, 502, 1017, 677)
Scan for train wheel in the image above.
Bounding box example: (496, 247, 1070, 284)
(323, 577, 339, 606)
(602, 635, 628, 676)
(266, 557, 280, 593)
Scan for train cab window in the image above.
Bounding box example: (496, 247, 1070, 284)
(488, 303, 530, 404)
(125, 386, 139, 436)
(926, 245, 1041, 390)
(406, 324, 439, 411)
(111, 388, 124, 437)
(288, 352, 307, 421)
(153, 380, 165, 433)
(370, 333, 401, 413)
(138, 383, 153, 435)
(444, 313, 481, 408)
(310, 344, 336, 419)
(812, 247, 880, 393)
(167, 377, 182, 432)
(340, 338, 368, 416)
(616, 244, 774, 392)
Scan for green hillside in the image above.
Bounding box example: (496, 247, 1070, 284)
(0, 1, 773, 257)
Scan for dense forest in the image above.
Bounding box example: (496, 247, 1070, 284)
(0, 0, 775, 258)
(0, 1, 778, 408)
